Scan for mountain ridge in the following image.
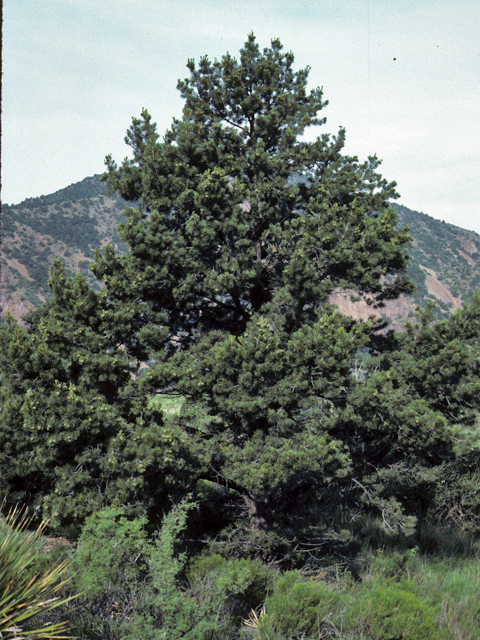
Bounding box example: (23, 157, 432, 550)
(2, 175, 480, 326)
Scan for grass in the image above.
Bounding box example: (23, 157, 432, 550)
(243, 540, 480, 639)
(148, 393, 184, 415)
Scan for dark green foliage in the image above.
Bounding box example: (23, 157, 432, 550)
(0, 262, 183, 534)
(428, 456, 480, 534)
(331, 295, 480, 536)
(89, 34, 420, 555)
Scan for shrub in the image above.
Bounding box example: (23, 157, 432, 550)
(360, 583, 438, 640)
(71, 501, 273, 640)
(248, 571, 346, 640)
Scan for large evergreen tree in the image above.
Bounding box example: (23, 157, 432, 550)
(92, 34, 418, 554)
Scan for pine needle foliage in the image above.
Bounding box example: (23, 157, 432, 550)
(93, 33, 416, 551)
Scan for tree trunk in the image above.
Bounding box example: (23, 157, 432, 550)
(244, 494, 268, 530)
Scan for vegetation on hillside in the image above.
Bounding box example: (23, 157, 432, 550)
(394, 203, 480, 318)
(1, 176, 129, 310)
(2, 34, 480, 638)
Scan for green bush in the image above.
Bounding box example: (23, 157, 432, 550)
(71, 502, 274, 640)
(187, 553, 273, 631)
(360, 583, 438, 639)
(71, 506, 150, 640)
(248, 571, 346, 640)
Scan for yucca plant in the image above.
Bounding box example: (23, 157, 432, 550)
(0, 506, 77, 640)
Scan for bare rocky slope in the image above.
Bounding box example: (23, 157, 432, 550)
(2, 175, 480, 327)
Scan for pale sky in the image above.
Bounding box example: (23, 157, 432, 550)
(3, 0, 480, 233)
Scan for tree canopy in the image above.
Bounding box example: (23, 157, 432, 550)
(98, 34, 413, 349)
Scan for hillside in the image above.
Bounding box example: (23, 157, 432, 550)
(333, 204, 480, 328)
(2, 175, 480, 325)
(1, 175, 129, 318)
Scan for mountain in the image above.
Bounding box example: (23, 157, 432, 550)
(2, 175, 480, 326)
(332, 204, 480, 328)
(1, 176, 129, 319)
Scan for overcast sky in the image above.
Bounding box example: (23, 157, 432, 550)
(3, 0, 480, 233)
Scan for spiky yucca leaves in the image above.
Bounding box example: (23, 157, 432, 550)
(0, 507, 77, 640)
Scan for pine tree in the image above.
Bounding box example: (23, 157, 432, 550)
(0, 262, 184, 533)
(3, 34, 477, 558)
(93, 34, 416, 554)
(344, 296, 480, 530)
